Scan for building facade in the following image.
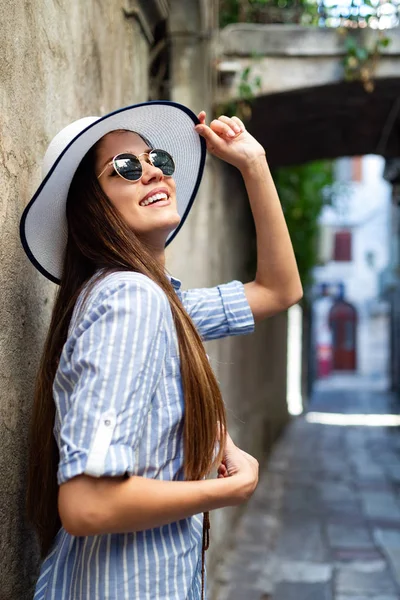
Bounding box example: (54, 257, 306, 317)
(313, 155, 391, 382)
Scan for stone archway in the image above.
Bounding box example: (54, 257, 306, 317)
(217, 24, 400, 168)
(247, 78, 400, 168)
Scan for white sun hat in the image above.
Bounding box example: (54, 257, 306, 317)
(20, 101, 206, 284)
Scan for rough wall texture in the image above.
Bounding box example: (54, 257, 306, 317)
(0, 2, 148, 597)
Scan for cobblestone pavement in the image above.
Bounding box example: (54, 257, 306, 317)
(214, 375, 400, 600)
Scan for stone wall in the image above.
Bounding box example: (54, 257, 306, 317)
(0, 2, 149, 597)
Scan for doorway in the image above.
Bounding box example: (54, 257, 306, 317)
(329, 300, 358, 371)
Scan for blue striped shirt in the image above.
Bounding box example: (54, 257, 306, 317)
(34, 271, 254, 600)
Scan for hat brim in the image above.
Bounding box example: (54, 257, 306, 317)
(20, 101, 206, 284)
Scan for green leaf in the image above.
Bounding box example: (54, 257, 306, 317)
(345, 37, 358, 52)
(378, 37, 391, 48)
(241, 66, 251, 81)
(356, 47, 369, 61)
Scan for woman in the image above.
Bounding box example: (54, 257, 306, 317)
(20, 101, 302, 599)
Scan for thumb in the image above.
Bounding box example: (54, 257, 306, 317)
(223, 431, 236, 451)
(194, 124, 221, 148)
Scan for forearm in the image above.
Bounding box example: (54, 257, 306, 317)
(241, 157, 303, 316)
(59, 473, 244, 537)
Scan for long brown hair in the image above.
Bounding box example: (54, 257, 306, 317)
(26, 136, 227, 558)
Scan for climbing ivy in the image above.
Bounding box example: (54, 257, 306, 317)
(219, 0, 396, 92)
(341, 28, 391, 93)
(219, 0, 400, 29)
(219, 0, 320, 27)
(216, 64, 262, 121)
(273, 161, 335, 291)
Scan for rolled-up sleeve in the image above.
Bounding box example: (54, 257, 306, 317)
(55, 276, 167, 485)
(181, 280, 255, 341)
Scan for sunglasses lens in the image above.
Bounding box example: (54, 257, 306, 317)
(150, 150, 175, 177)
(114, 154, 142, 181)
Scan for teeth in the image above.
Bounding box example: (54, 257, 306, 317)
(140, 192, 168, 206)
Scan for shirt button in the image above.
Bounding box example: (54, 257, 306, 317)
(104, 419, 111, 427)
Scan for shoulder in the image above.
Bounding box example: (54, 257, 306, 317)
(91, 271, 168, 306)
(71, 271, 169, 333)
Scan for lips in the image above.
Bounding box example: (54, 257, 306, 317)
(139, 188, 170, 207)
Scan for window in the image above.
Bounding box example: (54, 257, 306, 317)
(334, 230, 352, 262)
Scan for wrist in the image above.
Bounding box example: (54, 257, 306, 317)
(208, 473, 252, 507)
(238, 153, 268, 177)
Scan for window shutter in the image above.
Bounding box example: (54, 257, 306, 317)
(334, 230, 352, 262)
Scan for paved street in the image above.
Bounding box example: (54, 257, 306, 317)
(214, 375, 400, 600)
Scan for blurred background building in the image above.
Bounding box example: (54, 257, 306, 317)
(312, 155, 391, 384)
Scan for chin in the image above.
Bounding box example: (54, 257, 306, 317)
(159, 211, 181, 231)
(132, 215, 181, 241)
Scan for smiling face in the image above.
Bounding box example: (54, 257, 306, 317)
(95, 130, 180, 248)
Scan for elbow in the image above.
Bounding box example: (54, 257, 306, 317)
(58, 476, 108, 537)
(60, 506, 99, 538)
(284, 284, 304, 309)
(273, 284, 303, 313)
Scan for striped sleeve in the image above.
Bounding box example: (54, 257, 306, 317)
(180, 280, 255, 341)
(55, 275, 167, 484)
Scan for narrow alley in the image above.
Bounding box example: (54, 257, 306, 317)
(215, 375, 400, 600)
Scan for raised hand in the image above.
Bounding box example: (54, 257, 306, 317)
(194, 111, 266, 172)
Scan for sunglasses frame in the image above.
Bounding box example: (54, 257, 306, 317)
(97, 149, 175, 182)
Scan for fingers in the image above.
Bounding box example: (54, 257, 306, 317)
(197, 111, 206, 125)
(231, 116, 246, 132)
(194, 123, 223, 148)
(219, 464, 227, 474)
(195, 113, 245, 142)
(218, 115, 242, 135)
(217, 463, 228, 478)
(209, 118, 237, 138)
(224, 430, 235, 449)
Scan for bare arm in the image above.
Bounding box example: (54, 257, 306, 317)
(195, 113, 303, 322)
(58, 432, 258, 536)
(241, 156, 303, 321)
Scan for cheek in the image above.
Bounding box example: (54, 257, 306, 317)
(104, 182, 141, 211)
(169, 180, 177, 196)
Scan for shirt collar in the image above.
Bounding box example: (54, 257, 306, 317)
(166, 274, 182, 291)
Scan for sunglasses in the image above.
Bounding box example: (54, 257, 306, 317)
(97, 149, 175, 182)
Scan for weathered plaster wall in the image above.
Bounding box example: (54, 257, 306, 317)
(0, 2, 148, 597)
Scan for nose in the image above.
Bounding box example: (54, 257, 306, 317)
(140, 158, 164, 184)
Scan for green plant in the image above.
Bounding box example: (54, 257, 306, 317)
(219, 0, 400, 29)
(217, 64, 262, 122)
(274, 160, 334, 290)
(219, 0, 320, 27)
(341, 29, 391, 92)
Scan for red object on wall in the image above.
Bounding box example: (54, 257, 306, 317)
(317, 343, 332, 378)
(334, 230, 352, 262)
(329, 300, 357, 371)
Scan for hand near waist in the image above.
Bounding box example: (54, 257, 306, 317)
(217, 430, 259, 502)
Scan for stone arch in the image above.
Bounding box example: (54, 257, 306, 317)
(248, 78, 400, 168)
